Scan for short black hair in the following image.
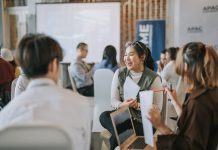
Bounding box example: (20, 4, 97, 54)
(76, 42, 87, 49)
(166, 47, 178, 61)
(161, 49, 166, 54)
(15, 33, 63, 78)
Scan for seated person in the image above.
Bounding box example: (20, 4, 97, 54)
(1, 48, 21, 78)
(99, 41, 163, 150)
(0, 57, 15, 108)
(0, 34, 92, 150)
(69, 42, 94, 97)
(148, 42, 218, 150)
(14, 73, 30, 97)
(160, 47, 179, 88)
(156, 49, 167, 75)
(94, 45, 119, 72)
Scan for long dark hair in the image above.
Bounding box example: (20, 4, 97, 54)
(130, 41, 154, 70)
(102, 45, 118, 67)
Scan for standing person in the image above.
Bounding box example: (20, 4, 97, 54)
(157, 49, 167, 75)
(99, 41, 163, 150)
(148, 42, 218, 150)
(94, 45, 119, 72)
(69, 42, 94, 97)
(0, 34, 92, 150)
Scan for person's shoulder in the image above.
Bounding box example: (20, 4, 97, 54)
(58, 88, 90, 105)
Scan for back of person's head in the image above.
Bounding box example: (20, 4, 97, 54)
(76, 42, 87, 50)
(175, 42, 218, 89)
(166, 47, 178, 61)
(130, 41, 154, 70)
(0, 48, 14, 62)
(102, 45, 118, 67)
(161, 49, 166, 54)
(15, 33, 63, 78)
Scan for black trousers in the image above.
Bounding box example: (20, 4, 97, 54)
(99, 110, 144, 150)
(77, 84, 94, 97)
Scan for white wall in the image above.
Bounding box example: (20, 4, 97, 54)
(173, 0, 218, 51)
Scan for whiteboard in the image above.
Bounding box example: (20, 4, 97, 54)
(36, 2, 120, 62)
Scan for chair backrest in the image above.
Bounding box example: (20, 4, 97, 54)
(11, 78, 18, 100)
(67, 66, 78, 93)
(0, 124, 73, 150)
(92, 69, 114, 132)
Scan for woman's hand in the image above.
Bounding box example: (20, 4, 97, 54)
(119, 99, 138, 109)
(147, 105, 162, 129)
(147, 105, 173, 134)
(129, 99, 138, 109)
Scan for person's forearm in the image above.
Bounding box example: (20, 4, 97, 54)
(157, 122, 174, 135)
(172, 100, 182, 117)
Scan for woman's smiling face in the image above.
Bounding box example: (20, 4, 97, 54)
(124, 46, 144, 72)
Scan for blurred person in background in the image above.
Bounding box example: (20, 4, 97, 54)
(69, 42, 94, 97)
(94, 45, 119, 72)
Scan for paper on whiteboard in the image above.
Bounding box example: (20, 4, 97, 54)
(139, 90, 154, 147)
(123, 76, 140, 101)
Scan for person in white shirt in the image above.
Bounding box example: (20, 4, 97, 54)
(99, 41, 163, 150)
(161, 47, 179, 88)
(14, 74, 30, 97)
(156, 49, 167, 75)
(0, 34, 91, 150)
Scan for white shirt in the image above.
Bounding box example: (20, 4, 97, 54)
(0, 78, 92, 150)
(111, 69, 163, 110)
(14, 74, 30, 97)
(161, 61, 180, 88)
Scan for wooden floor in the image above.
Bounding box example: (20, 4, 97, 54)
(90, 132, 110, 150)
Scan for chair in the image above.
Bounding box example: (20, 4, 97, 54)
(0, 124, 73, 150)
(67, 66, 78, 93)
(11, 78, 18, 100)
(92, 69, 114, 132)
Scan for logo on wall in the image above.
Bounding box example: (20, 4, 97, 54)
(203, 5, 218, 13)
(136, 20, 165, 62)
(187, 26, 203, 33)
(138, 24, 153, 49)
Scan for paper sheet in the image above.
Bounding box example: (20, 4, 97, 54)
(123, 77, 140, 101)
(139, 90, 154, 147)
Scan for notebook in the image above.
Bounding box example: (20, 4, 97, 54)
(110, 107, 147, 149)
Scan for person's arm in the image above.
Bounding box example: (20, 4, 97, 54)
(149, 76, 163, 111)
(165, 88, 182, 117)
(70, 62, 94, 82)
